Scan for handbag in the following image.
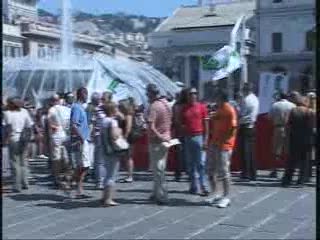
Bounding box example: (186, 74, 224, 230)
(102, 121, 129, 156)
(113, 136, 129, 151)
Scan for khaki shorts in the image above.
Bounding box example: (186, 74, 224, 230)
(272, 127, 287, 157)
(52, 144, 69, 163)
(207, 144, 232, 179)
(71, 140, 91, 169)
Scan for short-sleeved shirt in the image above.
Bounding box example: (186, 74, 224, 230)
(181, 102, 208, 136)
(92, 104, 106, 145)
(239, 93, 259, 127)
(48, 105, 71, 145)
(147, 98, 172, 142)
(4, 108, 34, 142)
(269, 99, 296, 127)
(210, 103, 237, 151)
(70, 102, 90, 142)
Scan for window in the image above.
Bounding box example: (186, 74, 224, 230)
(273, 0, 282, 3)
(38, 44, 45, 58)
(10, 46, 15, 57)
(271, 66, 287, 74)
(305, 30, 315, 51)
(47, 46, 53, 58)
(4, 45, 11, 57)
(13, 47, 21, 57)
(272, 32, 282, 52)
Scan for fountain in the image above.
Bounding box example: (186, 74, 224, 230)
(61, 0, 73, 64)
(3, 0, 180, 107)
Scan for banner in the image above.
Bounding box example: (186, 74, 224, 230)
(200, 45, 241, 81)
(258, 72, 289, 114)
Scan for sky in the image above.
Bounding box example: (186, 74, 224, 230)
(38, 0, 198, 17)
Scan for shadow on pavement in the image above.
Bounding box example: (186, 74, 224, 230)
(32, 196, 205, 209)
(117, 188, 190, 195)
(9, 193, 67, 202)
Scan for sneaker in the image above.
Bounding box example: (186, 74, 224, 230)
(205, 195, 222, 205)
(123, 177, 133, 183)
(38, 154, 48, 159)
(216, 197, 231, 208)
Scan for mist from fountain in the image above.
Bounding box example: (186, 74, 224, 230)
(61, 0, 73, 65)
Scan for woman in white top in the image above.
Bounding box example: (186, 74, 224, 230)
(100, 102, 126, 207)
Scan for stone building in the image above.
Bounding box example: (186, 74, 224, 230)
(148, 0, 316, 97)
(148, 0, 256, 99)
(256, 0, 315, 93)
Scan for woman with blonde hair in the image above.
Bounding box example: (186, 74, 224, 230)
(100, 102, 128, 206)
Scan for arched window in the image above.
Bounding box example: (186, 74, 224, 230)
(305, 30, 315, 51)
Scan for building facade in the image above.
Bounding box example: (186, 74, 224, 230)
(149, 0, 316, 98)
(3, 0, 104, 59)
(148, 0, 256, 99)
(256, 0, 315, 93)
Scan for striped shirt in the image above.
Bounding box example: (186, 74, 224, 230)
(92, 104, 106, 145)
(147, 98, 172, 142)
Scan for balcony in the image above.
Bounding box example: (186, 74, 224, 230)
(21, 22, 104, 48)
(258, 50, 314, 62)
(3, 23, 23, 38)
(259, 0, 314, 9)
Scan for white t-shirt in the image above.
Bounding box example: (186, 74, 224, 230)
(4, 108, 34, 142)
(48, 105, 71, 145)
(239, 93, 260, 127)
(269, 99, 296, 126)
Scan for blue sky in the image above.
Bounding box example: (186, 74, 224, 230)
(38, 0, 197, 17)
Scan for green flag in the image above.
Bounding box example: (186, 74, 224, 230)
(107, 78, 123, 92)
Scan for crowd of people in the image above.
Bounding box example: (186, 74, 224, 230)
(2, 82, 316, 208)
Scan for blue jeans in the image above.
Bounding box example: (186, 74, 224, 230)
(175, 137, 189, 177)
(103, 154, 120, 187)
(94, 144, 106, 185)
(185, 135, 209, 193)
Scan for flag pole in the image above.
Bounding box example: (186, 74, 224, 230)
(241, 15, 248, 92)
(229, 15, 245, 100)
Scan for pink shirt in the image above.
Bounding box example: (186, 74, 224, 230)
(147, 98, 172, 142)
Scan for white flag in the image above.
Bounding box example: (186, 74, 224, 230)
(209, 45, 241, 81)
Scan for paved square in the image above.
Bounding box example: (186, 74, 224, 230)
(2, 158, 316, 239)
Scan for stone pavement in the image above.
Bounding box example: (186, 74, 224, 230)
(2, 158, 317, 239)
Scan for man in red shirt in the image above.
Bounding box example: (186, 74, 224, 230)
(181, 88, 209, 195)
(206, 90, 237, 208)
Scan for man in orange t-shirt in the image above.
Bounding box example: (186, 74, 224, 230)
(206, 90, 237, 208)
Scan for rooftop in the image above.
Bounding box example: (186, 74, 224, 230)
(155, 0, 255, 32)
